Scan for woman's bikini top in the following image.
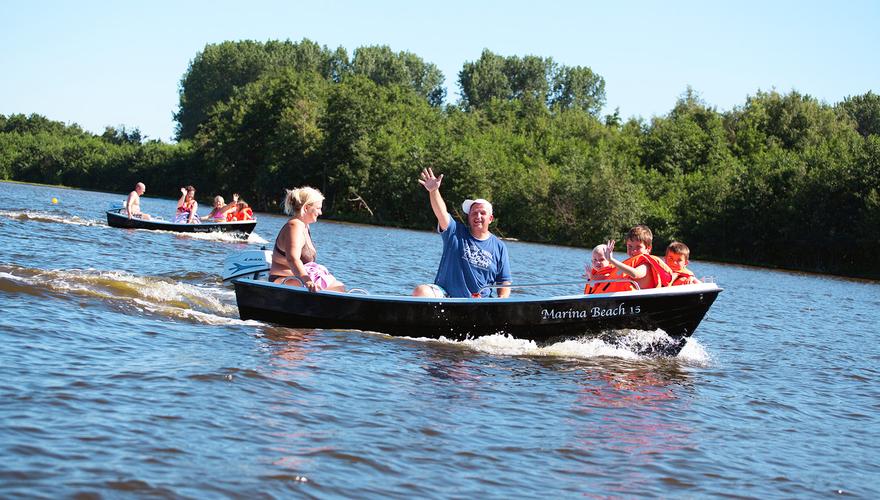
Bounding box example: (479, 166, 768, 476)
(275, 227, 316, 263)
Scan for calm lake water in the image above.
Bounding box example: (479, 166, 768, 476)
(1, 181, 878, 498)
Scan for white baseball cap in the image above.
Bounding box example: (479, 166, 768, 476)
(461, 198, 493, 215)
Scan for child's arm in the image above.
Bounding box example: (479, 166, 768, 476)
(603, 240, 647, 279)
(610, 258, 647, 279)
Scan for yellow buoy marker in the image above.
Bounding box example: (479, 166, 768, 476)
(51, 197, 58, 204)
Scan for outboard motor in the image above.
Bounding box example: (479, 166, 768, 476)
(223, 248, 271, 282)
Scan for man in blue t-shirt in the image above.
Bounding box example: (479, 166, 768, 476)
(412, 168, 512, 298)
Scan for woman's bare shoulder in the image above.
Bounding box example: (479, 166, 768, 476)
(282, 218, 306, 235)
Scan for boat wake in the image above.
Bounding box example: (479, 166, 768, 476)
(409, 331, 711, 363)
(0, 209, 102, 227)
(179, 230, 269, 244)
(0, 264, 258, 326)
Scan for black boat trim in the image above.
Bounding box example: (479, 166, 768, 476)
(106, 209, 256, 236)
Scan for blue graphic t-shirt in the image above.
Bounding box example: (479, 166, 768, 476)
(434, 218, 512, 298)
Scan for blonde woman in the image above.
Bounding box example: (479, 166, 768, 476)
(268, 187, 345, 292)
(204, 194, 237, 222)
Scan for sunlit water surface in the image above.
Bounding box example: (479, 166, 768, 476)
(1, 182, 878, 498)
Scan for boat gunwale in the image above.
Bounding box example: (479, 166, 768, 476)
(233, 278, 722, 304)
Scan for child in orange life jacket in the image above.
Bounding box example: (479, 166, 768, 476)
(227, 200, 254, 221)
(603, 224, 673, 290)
(666, 241, 701, 286)
(584, 244, 635, 294)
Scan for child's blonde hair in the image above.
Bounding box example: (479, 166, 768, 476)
(283, 186, 324, 216)
(626, 224, 653, 246)
(666, 241, 690, 258)
(213, 195, 225, 205)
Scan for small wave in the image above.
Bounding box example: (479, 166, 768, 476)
(463, 334, 642, 359)
(403, 330, 711, 362)
(112, 226, 269, 245)
(676, 337, 711, 365)
(178, 230, 268, 245)
(0, 209, 101, 226)
(0, 264, 254, 326)
(248, 232, 269, 244)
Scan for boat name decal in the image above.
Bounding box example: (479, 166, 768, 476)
(541, 303, 640, 320)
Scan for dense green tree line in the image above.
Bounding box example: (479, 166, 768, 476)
(0, 114, 191, 194)
(1, 39, 878, 279)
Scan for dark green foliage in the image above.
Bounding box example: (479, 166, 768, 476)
(2, 44, 878, 279)
(194, 68, 330, 209)
(458, 49, 605, 117)
(175, 39, 349, 141)
(175, 39, 446, 141)
(641, 88, 732, 176)
(350, 45, 446, 106)
(101, 126, 144, 145)
(0, 114, 187, 195)
(839, 91, 880, 138)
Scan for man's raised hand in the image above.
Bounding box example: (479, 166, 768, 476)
(418, 168, 443, 192)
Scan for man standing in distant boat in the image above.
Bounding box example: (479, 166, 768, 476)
(124, 182, 151, 220)
(412, 168, 512, 298)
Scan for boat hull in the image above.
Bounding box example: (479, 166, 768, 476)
(233, 279, 722, 355)
(106, 209, 256, 236)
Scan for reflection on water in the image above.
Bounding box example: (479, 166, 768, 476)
(262, 327, 320, 368)
(418, 344, 488, 390)
(575, 361, 688, 410)
(566, 361, 695, 497)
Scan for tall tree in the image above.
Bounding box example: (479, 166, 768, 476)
(194, 69, 330, 207)
(350, 45, 446, 106)
(459, 49, 605, 117)
(458, 49, 513, 109)
(839, 91, 880, 137)
(175, 39, 347, 140)
(549, 66, 606, 116)
(641, 87, 731, 175)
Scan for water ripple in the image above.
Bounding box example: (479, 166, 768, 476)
(2, 181, 880, 498)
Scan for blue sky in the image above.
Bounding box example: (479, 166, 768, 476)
(2, 0, 878, 142)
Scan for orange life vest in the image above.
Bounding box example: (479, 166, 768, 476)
(670, 267, 697, 286)
(623, 254, 673, 289)
(584, 267, 636, 294)
(227, 208, 253, 222)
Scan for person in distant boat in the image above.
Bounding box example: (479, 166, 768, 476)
(124, 182, 151, 220)
(412, 168, 512, 298)
(174, 185, 200, 224)
(269, 186, 345, 293)
(666, 241, 701, 286)
(227, 198, 254, 221)
(602, 225, 673, 290)
(584, 243, 635, 294)
(203, 194, 237, 222)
